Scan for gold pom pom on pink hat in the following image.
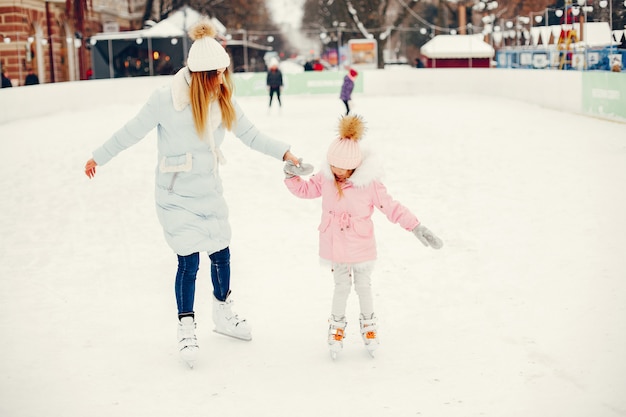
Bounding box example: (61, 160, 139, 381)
(327, 115, 366, 170)
(186, 18, 230, 72)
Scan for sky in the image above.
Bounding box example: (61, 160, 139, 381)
(0, 77, 625, 417)
(268, 0, 305, 29)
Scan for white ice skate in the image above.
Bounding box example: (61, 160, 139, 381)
(178, 316, 199, 368)
(359, 313, 379, 358)
(212, 294, 252, 341)
(328, 316, 347, 360)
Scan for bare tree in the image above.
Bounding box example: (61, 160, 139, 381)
(143, 0, 278, 30)
(302, 0, 424, 68)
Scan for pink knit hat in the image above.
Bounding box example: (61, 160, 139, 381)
(327, 115, 365, 170)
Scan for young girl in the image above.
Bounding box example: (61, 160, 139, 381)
(283, 115, 442, 359)
(339, 68, 357, 115)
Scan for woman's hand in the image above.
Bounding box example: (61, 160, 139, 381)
(85, 158, 98, 178)
(282, 151, 300, 167)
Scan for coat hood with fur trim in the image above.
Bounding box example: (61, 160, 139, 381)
(321, 147, 384, 188)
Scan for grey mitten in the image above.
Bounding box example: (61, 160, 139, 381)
(284, 159, 314, 178)
(412, 224, 443, 249)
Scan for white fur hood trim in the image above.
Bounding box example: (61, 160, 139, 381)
(321, 148, 384, 187)
(171, 67, 192, 111)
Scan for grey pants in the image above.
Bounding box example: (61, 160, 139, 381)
(330, 262, 375, 318)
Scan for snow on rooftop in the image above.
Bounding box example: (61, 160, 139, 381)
(421, 34, 495, 59)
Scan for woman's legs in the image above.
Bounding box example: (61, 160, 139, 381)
(342, 99, 350, 115)
(209, 247, 251, 340)
(209, 247, 231, 302)
(175, 252, 200, 319)
(174, 248, 231, 314)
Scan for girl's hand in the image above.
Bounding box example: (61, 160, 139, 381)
(85, 158, 98, 178)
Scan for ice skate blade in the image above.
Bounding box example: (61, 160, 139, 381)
(213, 328, 252, 341)
(365, 343, 378, 358)
(180, 352, 197, 369)
(179, 346, 198, 368)
(329, 343, 342, 360)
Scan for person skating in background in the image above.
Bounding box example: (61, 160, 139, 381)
(283, 115, 442, 359)
(339, 68, 358, 115)
(266, 58, 283, 109)
(84, 18, 311, 368)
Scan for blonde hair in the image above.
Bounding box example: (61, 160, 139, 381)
(335, 179, 344, 198)
(332, 168, 354, 199)
(189, 68, 236, 135)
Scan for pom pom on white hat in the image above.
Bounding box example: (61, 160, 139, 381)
(327, 115, 366, 170)
(187, 18, 230, 72)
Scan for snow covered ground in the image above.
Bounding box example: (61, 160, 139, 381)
(1, 82, 625, 417)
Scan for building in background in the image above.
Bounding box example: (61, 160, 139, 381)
(0, 0, 145, 85)
(421, 34, 495, 68)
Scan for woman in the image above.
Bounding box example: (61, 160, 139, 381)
(84, 18, 309, 368)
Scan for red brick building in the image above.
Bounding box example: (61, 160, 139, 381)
(0, 0, 144, 86)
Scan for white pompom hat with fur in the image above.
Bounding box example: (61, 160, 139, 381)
(187, 18, 230, 72)
(327, 115, 365, 170)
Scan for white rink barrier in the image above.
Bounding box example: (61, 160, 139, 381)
(0, 68, 607, 125)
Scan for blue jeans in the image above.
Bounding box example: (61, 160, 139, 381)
(175, 247, 231, 316)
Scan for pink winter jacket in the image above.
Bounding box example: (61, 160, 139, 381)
(285, 157, 420, 264)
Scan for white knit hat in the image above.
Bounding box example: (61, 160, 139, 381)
(187, 18, 230, 72)
(327, 115, 365, 170)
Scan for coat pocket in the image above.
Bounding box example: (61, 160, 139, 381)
(352, 218, 374, 238)
(159, 152, 193, 173)
(317, 214, 332, 232)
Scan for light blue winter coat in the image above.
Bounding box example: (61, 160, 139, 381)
(92, 68, 290, 256)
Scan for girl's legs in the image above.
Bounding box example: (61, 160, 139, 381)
(331, 262, 375, 317)
(331, 263, 352, 318)
(353, 262, 378, 354)
(175, 252, 200, 319)
(209, 247, 231, 302)
(342, 99, 350, 115)
(353, 262, 375, 317)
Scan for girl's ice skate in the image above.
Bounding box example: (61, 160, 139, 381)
(359, 313, 379, 357)
(328, 315, 347, 360)
(178, 316, 199, 368)
(212, 295, 252, 341)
